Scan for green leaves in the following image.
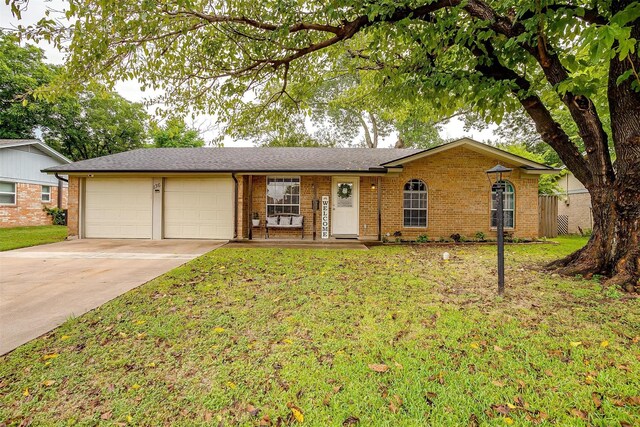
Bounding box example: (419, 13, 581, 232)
(151, 117, 205, 148)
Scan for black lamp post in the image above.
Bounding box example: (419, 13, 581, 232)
(486, 164, 513, 296)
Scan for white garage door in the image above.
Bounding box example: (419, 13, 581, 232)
(85, 178, 152, 238)
(164, 177, 234, 239)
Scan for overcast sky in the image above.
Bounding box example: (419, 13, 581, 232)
(0, 1, 496, 147)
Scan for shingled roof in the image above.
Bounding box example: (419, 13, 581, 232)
(43, 147, 424, 173)
(42, 139, 557, 174)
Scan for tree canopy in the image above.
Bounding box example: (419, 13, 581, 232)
(0, 32, 56, 138)
(0, 32, 149, 160)
(151, 117, 206, 148)
(43, 90, 148, 161)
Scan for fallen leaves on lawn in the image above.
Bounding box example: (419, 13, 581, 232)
(592, 392, 602, 410)
(42, 380, 56, 387)
(491, 404, 511, 416)
(213, 327, 225, 333)
(368, 363, 389, 373)
(100, 411, 112, 420)
(569, 341, 582, 348)
(388, 394, 403, 413)
(424, 391, 437, 406)
(323, 385, 342, 405)
(287, 403, 304, 423)
(246, 404, 260, 417)
(42, 353, 58, 361)
(600, 340, 609, 348)
(569, 408, 588, 419)
(342, 416, 360, 426)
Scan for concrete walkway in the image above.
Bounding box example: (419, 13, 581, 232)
(0, 239, 225, 355)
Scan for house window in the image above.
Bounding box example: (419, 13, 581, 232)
(266, 177, 300, 215)
(0, 181, 16, 205)
(41, 185, 51, 202)
(403, 179, 427, 227)
(491, 180, 515, 228)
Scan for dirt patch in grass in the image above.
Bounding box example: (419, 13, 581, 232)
(1, 236, 638, 426)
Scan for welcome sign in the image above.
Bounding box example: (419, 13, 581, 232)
(321, 196, 329, 239)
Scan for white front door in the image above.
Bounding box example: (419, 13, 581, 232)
(332, 177, 359, 236)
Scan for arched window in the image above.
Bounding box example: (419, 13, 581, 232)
(403, 179, 427, 227)
(491, 180, 515, 228)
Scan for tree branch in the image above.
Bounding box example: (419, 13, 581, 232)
(468, 41, 593, 185)
(518, 4, 607, 26)
(463, 0, 613, 187)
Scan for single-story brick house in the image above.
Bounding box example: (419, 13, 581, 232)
(44, 138, 557, 241)
(1, 139, 70, 227)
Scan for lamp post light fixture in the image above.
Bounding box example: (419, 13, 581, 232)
(486, 164, 513, 296)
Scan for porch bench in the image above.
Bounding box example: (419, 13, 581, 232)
(265, 214, 304, 239)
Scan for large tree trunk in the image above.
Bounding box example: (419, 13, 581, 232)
(548, 185, 640, 291)
(549, 0, 640, 291)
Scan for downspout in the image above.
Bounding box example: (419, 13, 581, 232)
(55, 173, 68, 209)
(232, 173, 238, 239)
(377, 176, 382, 241)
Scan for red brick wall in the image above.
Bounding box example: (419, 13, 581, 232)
(0, 182, 68, 228)
(359, 176, 380, 239)
(379, 146, 539, 240)
(237, 147, 539, 241)
(67, 176, 80, 237)
(239, 175, 332, 239)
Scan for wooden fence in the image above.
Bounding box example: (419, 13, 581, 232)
(538, 195, 558, 238)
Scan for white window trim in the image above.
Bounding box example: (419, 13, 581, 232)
(41, 185, 51, 203)
(0, 181, 17, 206)
(266, 176, 301, 216)
(403, 179, 428, 228)
(491, 180, 515, 229)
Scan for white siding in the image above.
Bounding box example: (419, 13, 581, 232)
(0, 146, 67, 185)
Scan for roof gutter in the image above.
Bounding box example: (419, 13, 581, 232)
(54, 173, 68, 183)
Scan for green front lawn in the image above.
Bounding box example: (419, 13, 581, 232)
(1, 236, 639, 426)
(0, 225, 67, 251)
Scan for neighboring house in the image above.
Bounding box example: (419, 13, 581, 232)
(557, 170, 593, 234)
(0, 139, 71, 228)
(44, 138, 557, 241)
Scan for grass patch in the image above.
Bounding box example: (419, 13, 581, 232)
(0, 225, 67, 251)
(1, 236, 639, 426)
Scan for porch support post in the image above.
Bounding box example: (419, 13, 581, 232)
(232, 173, 238, 239)
(312, 178, 318, 241)
(248, 175, 253, 240)
(377, 176, 382, 241)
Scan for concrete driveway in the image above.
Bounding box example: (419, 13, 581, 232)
(0, 239, 225, 355)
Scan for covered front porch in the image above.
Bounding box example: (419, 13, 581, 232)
(235, 174, 383, 242)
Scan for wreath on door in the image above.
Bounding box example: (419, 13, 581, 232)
(337, 183, 352, 199)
